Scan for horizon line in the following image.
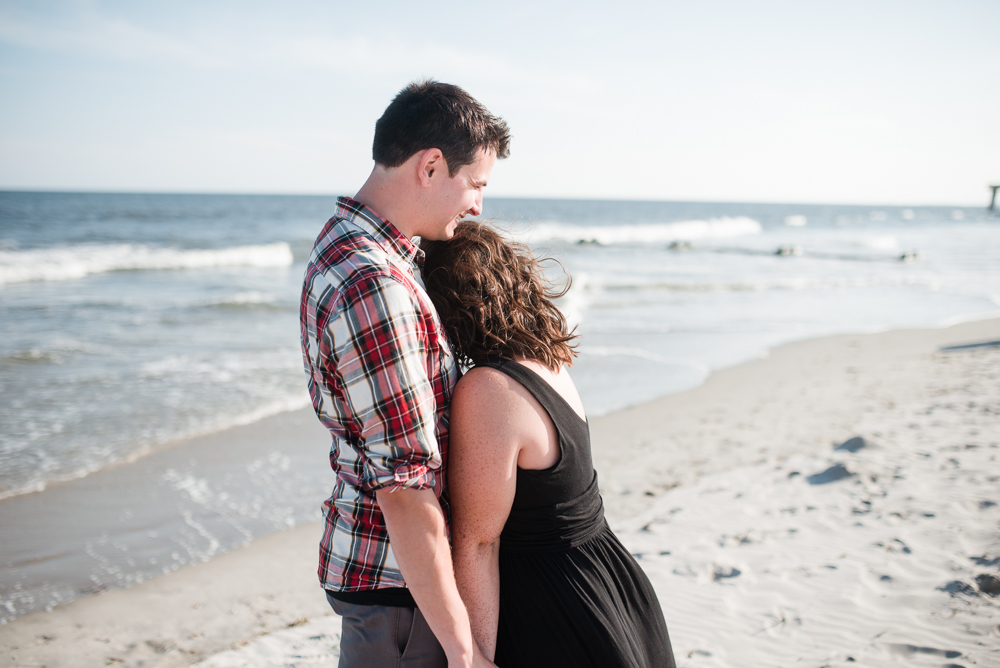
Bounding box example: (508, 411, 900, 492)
(0, 187, 994, 210)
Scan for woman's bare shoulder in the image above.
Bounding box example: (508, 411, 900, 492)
(449, 368, 526, 475)
(456, 364, 508, 387)
(451, 367, 533, 438)
(454, 366, 513, 405)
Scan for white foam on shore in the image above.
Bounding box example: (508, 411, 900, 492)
(859, 234, 900, 250)
(513, 217, 763, 245)
(0, 242, 294, 286)
(556, 271, 588, 330)
(114, 392, 314, 468)
(202, 290, 283, 308)
(0, 393, 312, 502)
(583, 345, 711, 374)
(584, 273, 943, 293)
(939, 307, 1000, 327)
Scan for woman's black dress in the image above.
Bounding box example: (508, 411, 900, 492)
(477, 358, 676, 668)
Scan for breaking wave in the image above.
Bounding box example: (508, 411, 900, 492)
(585, 273, 943, 293)
(0, 242, 294, 286)
(512, 217, 763, 245)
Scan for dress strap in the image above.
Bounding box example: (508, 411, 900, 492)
(475, 358, 585, 433)
(476, 357, 596, 513)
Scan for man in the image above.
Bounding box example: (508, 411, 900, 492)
(300, 80, 510, 668)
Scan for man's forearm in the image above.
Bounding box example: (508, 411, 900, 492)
(376, 487, 491, 667)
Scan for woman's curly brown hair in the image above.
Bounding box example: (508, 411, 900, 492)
(420, 221, 578, 371)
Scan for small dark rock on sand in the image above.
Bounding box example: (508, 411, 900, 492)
(835, 436, 867, 453)
(807, 463, 854, 485)
(975, 573, 1000, 595)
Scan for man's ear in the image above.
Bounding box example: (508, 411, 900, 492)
(417, 148, 446, 188)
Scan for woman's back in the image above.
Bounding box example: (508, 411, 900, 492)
(473, 358, 675, 668)
(473, 357, 594, 511)
(421, 221, 675, 667)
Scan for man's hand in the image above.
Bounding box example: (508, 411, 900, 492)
(376, 487, 496, 668)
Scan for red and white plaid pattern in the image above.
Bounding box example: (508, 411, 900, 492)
(301, 196, 457, 592)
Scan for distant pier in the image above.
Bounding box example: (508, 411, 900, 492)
(990, 184, 1000, 214)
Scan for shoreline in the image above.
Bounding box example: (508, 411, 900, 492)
(0, 407, 332, 625)
(0, 397, 316, 504)
(8, 308, 1000, 506)
(3, 318, 999, 666)
(591, 316, 1000, 522)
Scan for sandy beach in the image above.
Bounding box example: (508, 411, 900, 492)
(2, 318, 999, 667)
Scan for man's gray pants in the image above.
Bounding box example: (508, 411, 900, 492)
(327, 592, 447, 668)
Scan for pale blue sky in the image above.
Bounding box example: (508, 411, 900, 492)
(1, 0, 998, 204)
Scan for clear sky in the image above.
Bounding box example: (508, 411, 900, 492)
(1, 0, 998, 205)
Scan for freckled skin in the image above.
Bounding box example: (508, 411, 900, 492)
(449, 358, 585, 660)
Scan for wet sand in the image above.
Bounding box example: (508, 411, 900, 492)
(3, 318, 999, 667)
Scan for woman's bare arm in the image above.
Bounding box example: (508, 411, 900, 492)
(449, 368, 522, 660)
(377, 487, 495, 668)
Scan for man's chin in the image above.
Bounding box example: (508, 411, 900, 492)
(424, 223, 458, 242)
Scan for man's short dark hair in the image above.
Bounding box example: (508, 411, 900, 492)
(373, 80, 511, 176)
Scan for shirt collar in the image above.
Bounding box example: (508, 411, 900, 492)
(335, 196, 425, 269)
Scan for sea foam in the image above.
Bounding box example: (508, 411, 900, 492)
(575, 273, 942, 294)
(0, 242, 294, 286)
(513, 217, 762, 245)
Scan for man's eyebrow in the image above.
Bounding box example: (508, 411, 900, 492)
(470, 176, 488, 187)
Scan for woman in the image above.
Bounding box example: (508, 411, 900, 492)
(421, 222, 675, 667)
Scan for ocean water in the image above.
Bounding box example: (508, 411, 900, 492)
(489, 200, 1000, 413)
(2, 193, 1000, 499)
(1, 191, 999, 622)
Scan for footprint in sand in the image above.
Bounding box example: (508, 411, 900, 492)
(834, 436, 868, 453)
(806, 463, 854, 485)
(873, 538, 911, 554)
(939, 580, 977, 596)
(886, 643, 962, 660)
(712, 565, 741, 581)
(970, 555, 1000, 567)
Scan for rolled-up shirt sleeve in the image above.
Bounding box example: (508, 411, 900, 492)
(327, 269, 442, 493)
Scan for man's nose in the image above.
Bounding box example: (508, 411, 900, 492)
(469, 192, 483, 217)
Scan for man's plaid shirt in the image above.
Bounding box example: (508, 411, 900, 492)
(300, 196, 458, 593)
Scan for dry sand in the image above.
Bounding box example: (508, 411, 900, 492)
(3, 319, 999, 667)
